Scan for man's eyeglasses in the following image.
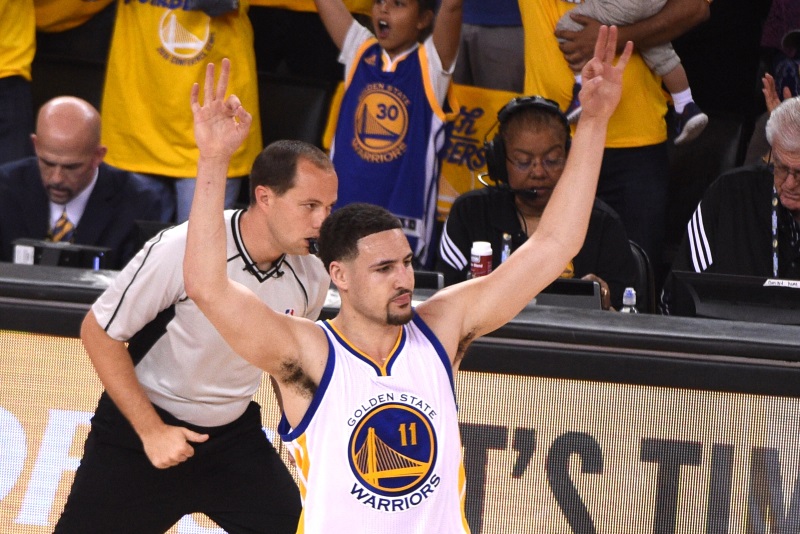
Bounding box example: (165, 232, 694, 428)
(767, 150, 800, 180)
(506, 155, 566, 174)
(770, 161, 800, 180)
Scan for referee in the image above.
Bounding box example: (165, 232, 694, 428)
(55, 140, 338, 533)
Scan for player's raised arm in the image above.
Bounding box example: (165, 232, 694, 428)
(420, 26, 633, 360)
(185, 58, 250, 308)
(184, 60, 308, 376)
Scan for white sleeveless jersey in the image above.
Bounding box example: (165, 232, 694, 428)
(279, 315, 470, 533)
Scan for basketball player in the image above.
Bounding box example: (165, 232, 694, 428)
(186, 26, 631, 532)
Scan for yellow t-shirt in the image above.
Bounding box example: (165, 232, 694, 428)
(0, 0, 36, 80)
(520, 0, 667, 148)
(249, 0, 372, 15)
(102, 0, 261, 178)
(437, 83, 521, 218)
(34, 0, 115, 33)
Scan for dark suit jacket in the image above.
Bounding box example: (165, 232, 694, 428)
(0, 158, 163, 269)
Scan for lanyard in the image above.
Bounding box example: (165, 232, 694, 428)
(767, 150, 780, 278)
(772, 186, 779, 278)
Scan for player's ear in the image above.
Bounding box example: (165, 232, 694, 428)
(329, 261, 348, 291)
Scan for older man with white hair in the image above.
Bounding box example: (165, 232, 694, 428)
(661, 96, 800, 313)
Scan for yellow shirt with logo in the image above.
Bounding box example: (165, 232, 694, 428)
(102, 0, 261, 178)
(249, 0, 371, 15)
(437, 83, 521, 218)
(34, 0, 115, 33)
(0, 0, 36, 80)
(520, 0, 667, 148)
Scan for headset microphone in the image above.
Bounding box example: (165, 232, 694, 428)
(477, 173, 539, 199)
(509, 187, 539, 199)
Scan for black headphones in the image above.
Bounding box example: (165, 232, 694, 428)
(483, 96, 571, 186)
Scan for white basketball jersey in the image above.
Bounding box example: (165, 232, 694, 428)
(279, 315, 470, 533)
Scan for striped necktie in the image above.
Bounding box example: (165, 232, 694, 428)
(48, 209, 75, 243)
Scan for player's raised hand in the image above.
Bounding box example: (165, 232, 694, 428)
(191, 58, 252, 162)
(578, 25, 633, 122)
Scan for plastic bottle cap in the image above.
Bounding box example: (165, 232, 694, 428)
(622, 287, 637, 306)
(471, 241, 492, 256)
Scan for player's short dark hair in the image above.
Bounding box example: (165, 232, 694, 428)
(248, 140, 333, 204)
(319, 203, 402, 270)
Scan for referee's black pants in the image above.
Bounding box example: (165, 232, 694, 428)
(54, 393, 301, 533)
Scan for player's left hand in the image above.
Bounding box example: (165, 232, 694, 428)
(191, 58, 252, 162)
(578, 25, 632, 122)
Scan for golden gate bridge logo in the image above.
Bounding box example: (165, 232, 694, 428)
(159, 11, 210, 59)
(349, 404, 436, 495)
(353, 89, 409, 157)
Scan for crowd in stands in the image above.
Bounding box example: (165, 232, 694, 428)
(1, 0, 798, 317)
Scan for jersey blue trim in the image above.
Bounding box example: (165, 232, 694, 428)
(323, 319, 407, 377)
(383, 325, 406, 376)
(411, 312, 456, 400)
(278, 323, 335, 442)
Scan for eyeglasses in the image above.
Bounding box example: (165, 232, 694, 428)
(767, 150, 800, 181)
(770, 161, 800, 181)
(506, 155, 566, 174)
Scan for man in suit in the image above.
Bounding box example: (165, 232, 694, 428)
(0, 96, 164, 269)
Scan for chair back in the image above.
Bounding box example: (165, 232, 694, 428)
(629, 240, 656, 313)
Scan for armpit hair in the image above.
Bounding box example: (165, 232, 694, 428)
(279, 360, 317, 398)
(455, 330, 477, 366)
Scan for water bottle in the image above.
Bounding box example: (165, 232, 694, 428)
(469, 241, 493, 278)
(620, 287, 639, 313)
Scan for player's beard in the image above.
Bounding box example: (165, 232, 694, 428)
(386, 290, 414, 325)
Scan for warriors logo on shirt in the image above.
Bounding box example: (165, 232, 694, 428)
(352, 83, 410, 163)
(348, 403, 437, 500)
(157, 10, 214, 66)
